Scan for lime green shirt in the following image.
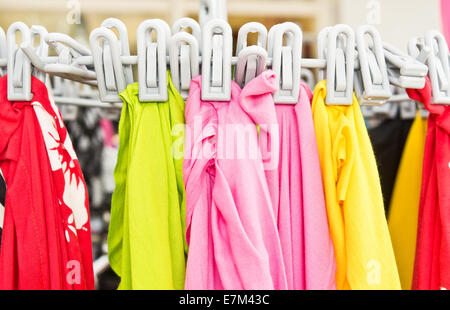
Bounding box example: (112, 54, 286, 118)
(108, 72, 187, 289)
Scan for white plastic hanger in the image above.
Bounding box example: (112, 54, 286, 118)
(29, 25, 49, 84)
(90, 27, 126, 102)
(201, 19, 232, 101)
(170, 18, 201, 99)
(268, 22, 302, 104)
(199, 0, 228, 27)
(21, 32, 96, 84)
(236, 22, 267, 53)
(235, 46, 267, 88)
(7, 22, 32, 101)
(169, 31, 200, 99)
(317, 26, 332, 82)
(235, 22, 267, 88)
(355, 25, 392, 105)
(324, 24, 355, 105)
(172, 17, 202, 49)
(424, 30, 450, 105)
(383, 42, 428, 89)
(22, 18, 133, 102)
(408, 36, 431, 118)
(408, 36, 432, 64)
(137, 19, 170, 102)
(101, 18, 134, 86)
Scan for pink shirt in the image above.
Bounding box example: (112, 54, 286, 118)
(183, 75, 287, 290)
(240, 71, 336, 290)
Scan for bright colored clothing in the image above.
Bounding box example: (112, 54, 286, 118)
(369, 116, 413, 211)
(183, 75, 287, 290)
(0, 75, 94, 289)
(108, 73, 187, 289)
(388, 111, 427, 290)
(441, 0, 450, 47)
(239, 71, 336, 290)
(311, 80, 401, 290)
(408, 78, 450, 290)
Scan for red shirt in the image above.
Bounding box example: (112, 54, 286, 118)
(0, 76, 94, 289)
(407, 78, 450, 290)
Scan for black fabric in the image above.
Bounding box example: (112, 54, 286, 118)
(368, 117, 413, 214)
(64, 107, 104, 205)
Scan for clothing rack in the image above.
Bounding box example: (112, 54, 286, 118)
(1, 3, 449, 285)
(2, 14, 448, 109)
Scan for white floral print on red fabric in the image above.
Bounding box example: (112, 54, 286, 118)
(31, 93, 89, 243)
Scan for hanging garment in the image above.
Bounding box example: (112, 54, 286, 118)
(311, 80, 401, 290)
(64, 107, 105, 208)
(108, 72, 187, 290)
(0, 75, 94, 290)
(184, 75, 287, 290)
(408, 78, 450, 290)
(0, 169, 5, 250)
(441, 0, 450, 45)
(238, 71, 336, 290)
(388, 111, 428, 290)
(368, 116, 413, 212)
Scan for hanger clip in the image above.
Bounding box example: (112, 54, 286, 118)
(137, 19, 170, 102)
(424, 30, 450, 105)
(29, 25, 49, 84)
(201, 19, 232, 101)
(172, 17, 201, 48)
(169, 31, 200, 99)
(90, 27, 126, 102)
(235, 22, 268, 88)
(383, 42, 428, 89)
(325, 24, 355, 105)
(7, 22, 32, 101)
(355, 25, 392, 105)
(269, 22, 302, 104)
(101, 18, 134, 86)
(199, 0, 228, 27)
(170, 18, 200, 99)
(20, 31, 96, 86)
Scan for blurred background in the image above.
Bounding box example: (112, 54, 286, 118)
(0, 0, 441, 56)
(0, 0, 442, 289)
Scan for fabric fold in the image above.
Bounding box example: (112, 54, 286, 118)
(239, 71, 336, 290)
(184, 75, 287, 290)
(407, 78, 450, 290)
(108, 72, 187, 289)
(311, 80, 401, 290)
(388, 111, 428, 290)
(0, 75, 94, 289)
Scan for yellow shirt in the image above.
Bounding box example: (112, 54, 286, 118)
(311, 80, 401, 290)
(388, 111, 427, 290)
